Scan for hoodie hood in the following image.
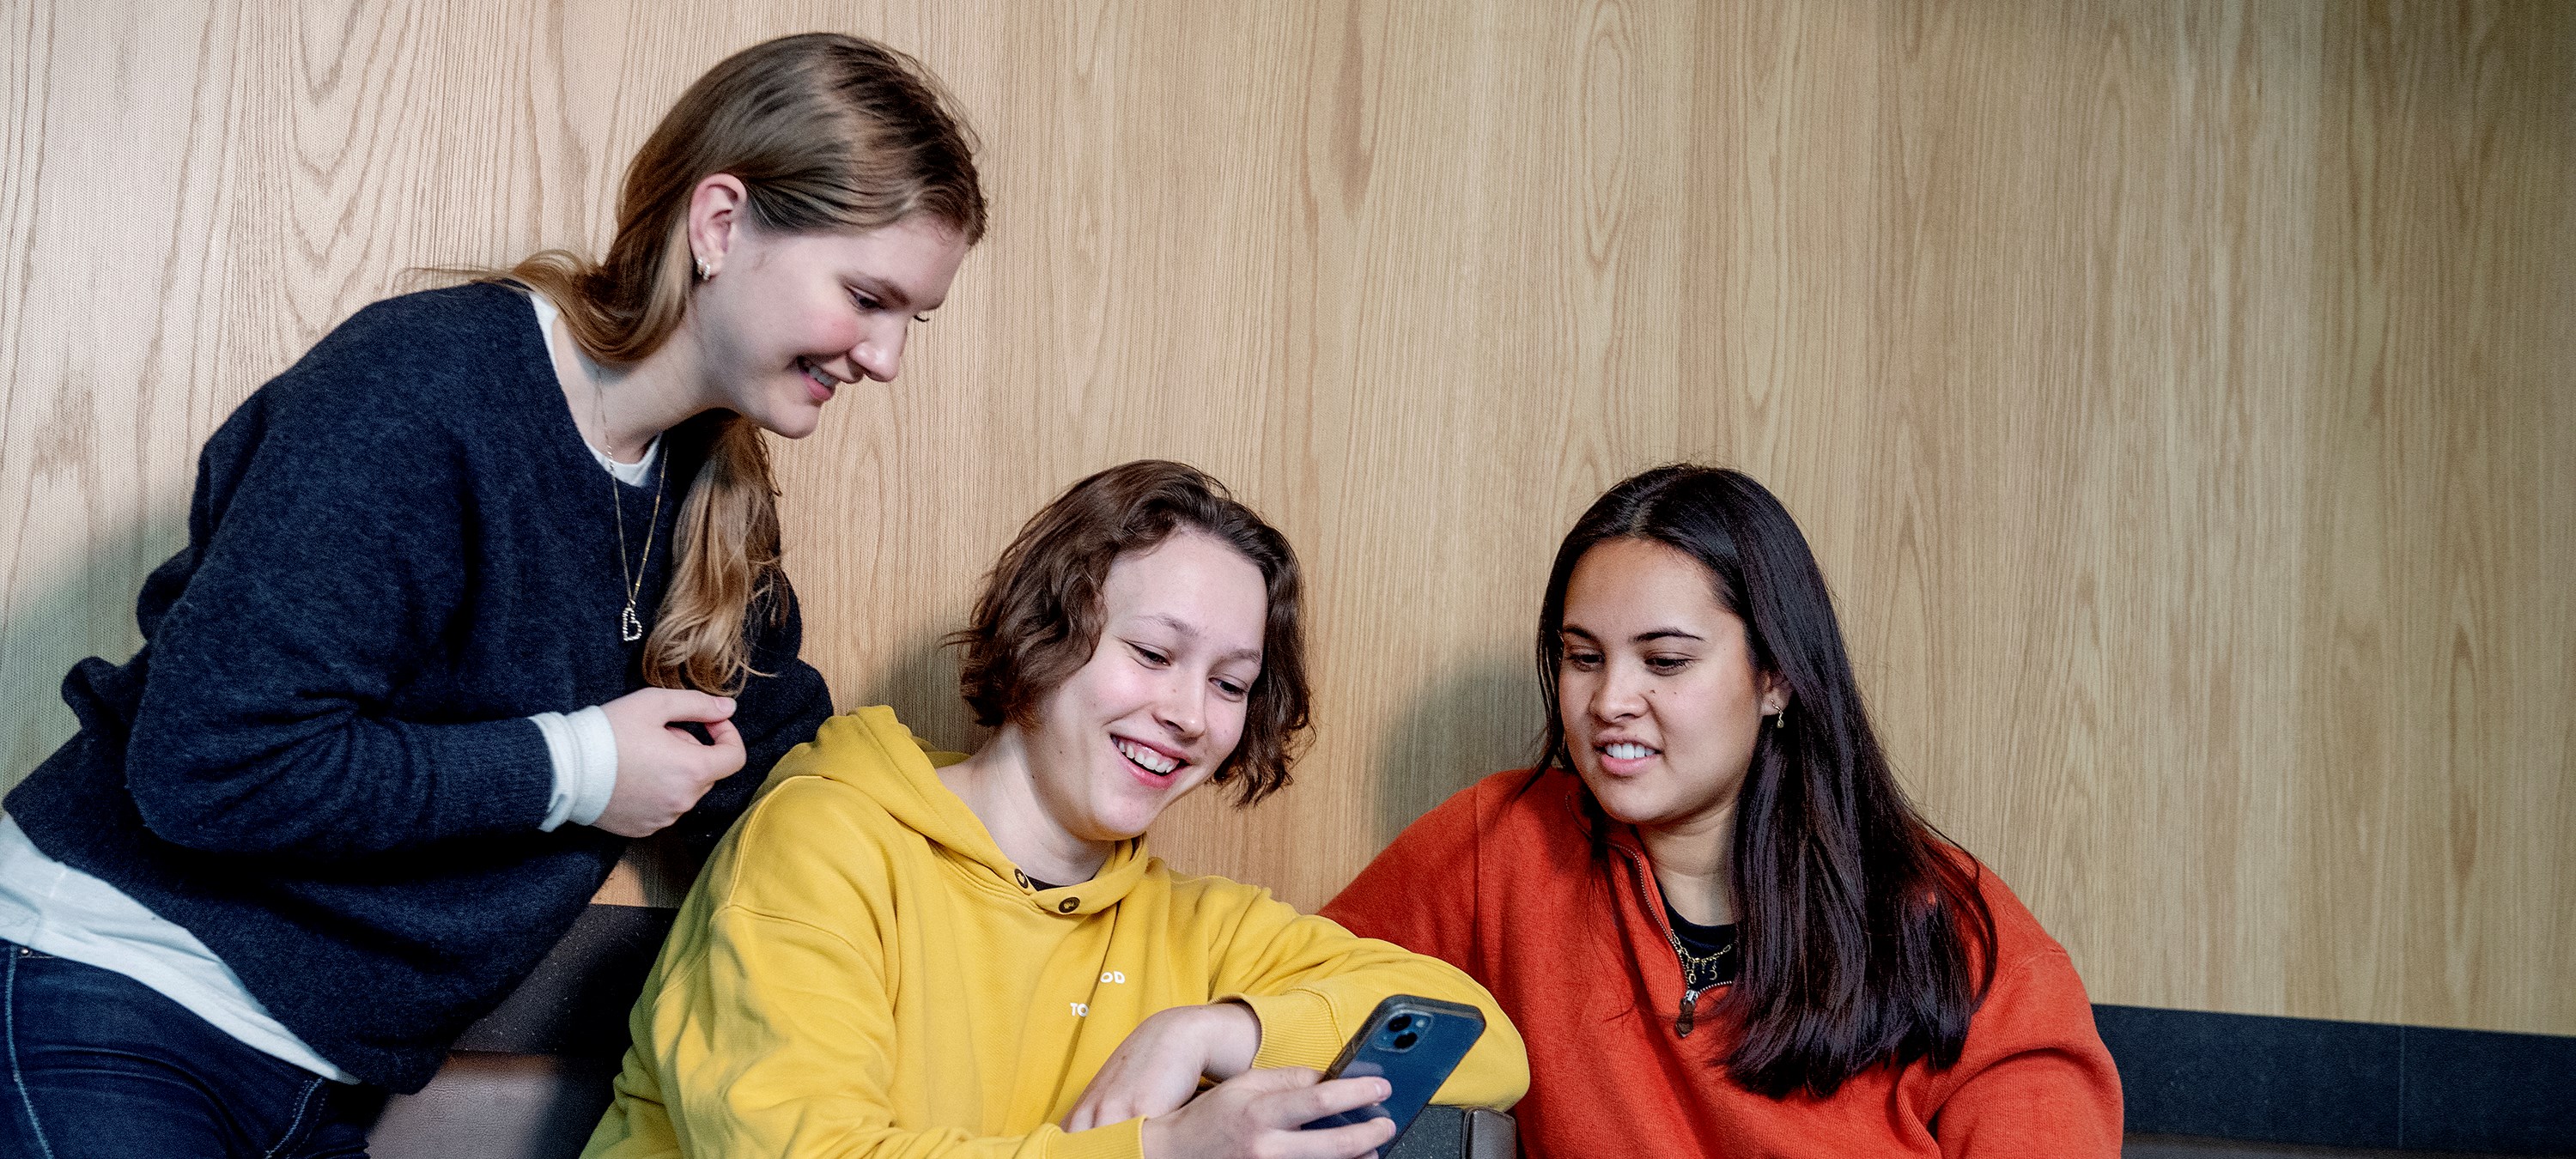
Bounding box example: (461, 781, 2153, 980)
(768, 705, 1152, 916)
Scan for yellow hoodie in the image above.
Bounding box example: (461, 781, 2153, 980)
(583, 707, 1528, 1159)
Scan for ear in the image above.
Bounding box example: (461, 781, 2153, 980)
(685, 173, 751, 276)
(1758, 671, 1789, 717)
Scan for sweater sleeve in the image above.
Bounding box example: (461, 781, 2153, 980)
(1318, 778, 1485, 974)
(122, 382, 554, 859)
(1927, 950, 2125, 1158)
(1206, 880, 1528, 1112)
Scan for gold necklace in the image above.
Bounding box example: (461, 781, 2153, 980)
(596, 384, 665, 644)
(1665, 924, 1736, 991)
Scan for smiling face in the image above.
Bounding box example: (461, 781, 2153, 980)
(687, 212, 969, 439)
(1557, 537, 1783, 836)
(1018, 531, 1270, 845)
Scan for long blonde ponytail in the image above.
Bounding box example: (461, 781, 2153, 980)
(505, 33, 985, 692)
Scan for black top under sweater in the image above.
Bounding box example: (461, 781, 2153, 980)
(4, 282, 833, 1092)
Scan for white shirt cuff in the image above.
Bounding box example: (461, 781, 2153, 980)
(531, 707, 620, 832)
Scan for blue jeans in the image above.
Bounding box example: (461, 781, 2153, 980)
(3, 942, 379, 1157)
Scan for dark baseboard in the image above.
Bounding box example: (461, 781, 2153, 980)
(2096, 1004, 2575, 1156)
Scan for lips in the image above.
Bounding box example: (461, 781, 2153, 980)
(1113, 735, 1186, 785)
(797, 357, 841, 404)
(1594, 739, 1661, 776)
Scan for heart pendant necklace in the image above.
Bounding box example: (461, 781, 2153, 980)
(598, 380, 665, 645)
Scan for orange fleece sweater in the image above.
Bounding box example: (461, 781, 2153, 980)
(1322, 768, 2123, 1158)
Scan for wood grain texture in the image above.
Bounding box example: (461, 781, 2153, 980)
(3, 0, 2568, 1035)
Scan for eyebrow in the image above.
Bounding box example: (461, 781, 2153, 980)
(1560, 624, 1705, 645)
(1143, 613, 1262, 665)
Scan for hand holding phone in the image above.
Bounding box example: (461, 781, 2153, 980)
(1298, 995, 1485, 1149)
(1135, 1067, 1393, 1159)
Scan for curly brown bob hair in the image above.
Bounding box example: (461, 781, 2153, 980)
(952, 460, 1311, 804)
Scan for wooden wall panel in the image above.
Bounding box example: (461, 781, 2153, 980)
(3, 0, 2568, 1035)
(2315, 0, 2576, 1035)
(1886, 0, 2366, 1024)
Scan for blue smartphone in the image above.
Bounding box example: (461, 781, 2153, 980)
(1298, 994, 1485, 1148)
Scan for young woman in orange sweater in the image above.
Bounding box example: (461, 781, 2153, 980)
(1323, 464, 2123, 1156)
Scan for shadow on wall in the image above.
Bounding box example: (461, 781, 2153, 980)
(841, 627, 986, 755)
(1, 516, 185, 793)
(1370, 653, 1543, 845)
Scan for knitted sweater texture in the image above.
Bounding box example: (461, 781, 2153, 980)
(3, 282, 832, 1092)
(1324, 768, 2123, 1158)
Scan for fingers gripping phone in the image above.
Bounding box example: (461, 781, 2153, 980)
(1299, 995, 1485, 1148)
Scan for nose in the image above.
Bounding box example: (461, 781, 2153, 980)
(1154, 673, 1207, 744)
(1588, 661, 1648, 724)
(851, 316, 908, 382)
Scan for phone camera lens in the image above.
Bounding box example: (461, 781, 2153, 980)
(1393, 1031, 1419, 1051)
(1388, 1014, 1414, 1032)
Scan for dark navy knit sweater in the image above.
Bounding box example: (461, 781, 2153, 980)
(4, 282, 832, 1092)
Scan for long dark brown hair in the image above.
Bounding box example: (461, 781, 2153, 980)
(505, 33, 986, 693)
(1535, 464, 1998, 1098)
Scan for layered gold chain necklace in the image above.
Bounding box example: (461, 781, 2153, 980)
(1665, 925, 1736, 992)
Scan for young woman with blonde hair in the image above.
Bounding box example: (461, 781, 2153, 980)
(1, 33, 984, 1157)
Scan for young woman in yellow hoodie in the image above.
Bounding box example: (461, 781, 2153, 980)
(583, 460, 1528, 1159)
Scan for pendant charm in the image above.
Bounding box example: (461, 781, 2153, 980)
(621, 604, 644, 643)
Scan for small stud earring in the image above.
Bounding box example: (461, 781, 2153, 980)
(694, 257, 712, 281)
